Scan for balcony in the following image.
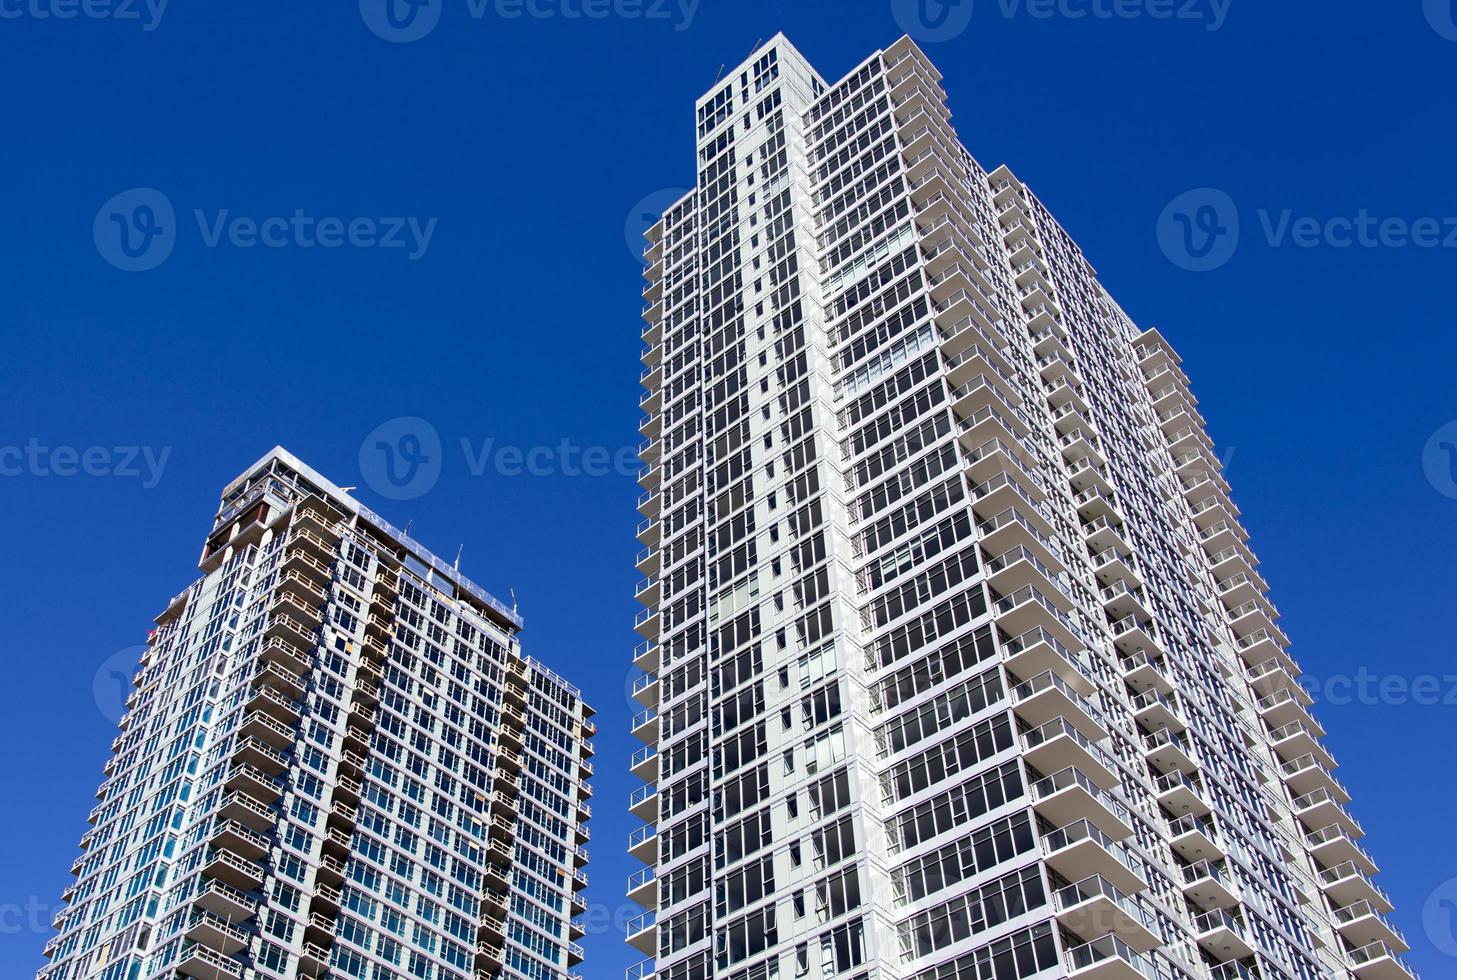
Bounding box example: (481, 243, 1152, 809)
(1246, 658, 1308, 704)
(1042, 819, 1146, 895)
(1307, 824, 1378, 875)
(176, 942, 244, 980)
(628, 824, 657, 864)
(1003, 627, 1093, 696)
(1059, 427, 1103, 467)
(259, 634, 311, 676)
(185, 909, 251, 956)
(1227, 597, 1280, 639)
(985, 543, 1068, 608)
(1054, 875, 1159, 952)
(1073, 485, 1120, 524)
(289, 526, 337, 563)
(627, 866, 657, 908)
(635, 517, 660, 548)
(1129, 687, 1186, 733)
(1010, 670, 1107, 739)
(941, 314, 1014, 378)
(1064, 935, 1155, 980)
(193, 878, 255, 923)
(639, 385, 661, 414)
(233, 735, 288, 775)
(996, 586, 1085, 660)
(313, 882, 342, 912)
(1200, 520, 1248, 556)
(264, 606, 318, 650)
(1068, 455, 1115, 501)
(633, 641, 659, 673)
(971, 472, 1052, 539)
(224, 763, 283, 804)
(1142, 727, 1198, 776)
(625, 910, 657, 956)
(1167, 813, 1223, 865)
(1090, 546, 1138, 590)
(1180, 860, 1240, 909)
(633, 607, 660, 640)
(1216, 570, 1268, 610)
(1292, 787, 1363, 839)
(1255, 688, 1316, 731)
(1027, 303, 1065, 339)
(1348, 942, 1417, 980)
(203, 849, 264, 892)
(1333, 901, 1408, 952)
(1279, 754, 1348, 802)
(322, 824, 353, 857)
(210, 818, 270, 862)
(1002, 215, 1035, 250)
(631, 708, 659, 743)
(254, 659, 307, 699)
(1236, 627, 1291, 668)
(1022, 718, 1118, 790)
(628, 783, 658, 823)
(316, 853, 349, 885)
(1267, 723, 1331, 774)
(1120, 651, 1173, 697)
(1030, 767, 1132, 841)
(1319, 862, 1393, 913)
(1107, 615, 1159, 662)
(1192, 907, 1255, 962)
(218, 790, 274, 833)
(1154, 770, 1211, 819)
(1100, 580, 1152, 624)
(976, 507, 1061, 569)
(964, 436, 1040, 493)
(631, 672, 660, 709)
(629, 746, 659, 782)
(958, 406, 1031, 462)
(245, 684, 300, 724)
(298, 942, 331, 977)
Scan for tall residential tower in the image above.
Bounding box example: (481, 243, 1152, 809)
(627, 35, 1410, 980)
(41, 449, 594, 980)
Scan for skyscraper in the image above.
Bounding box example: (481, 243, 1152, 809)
(627, 35, 1410, 980)
(40, 448, 594, 980)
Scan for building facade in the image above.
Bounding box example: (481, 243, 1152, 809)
(627, 35, 1410, 980)
(40, 449, 594, 980)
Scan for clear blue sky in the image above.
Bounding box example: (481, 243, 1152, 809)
(3, 2, 1456, 977)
